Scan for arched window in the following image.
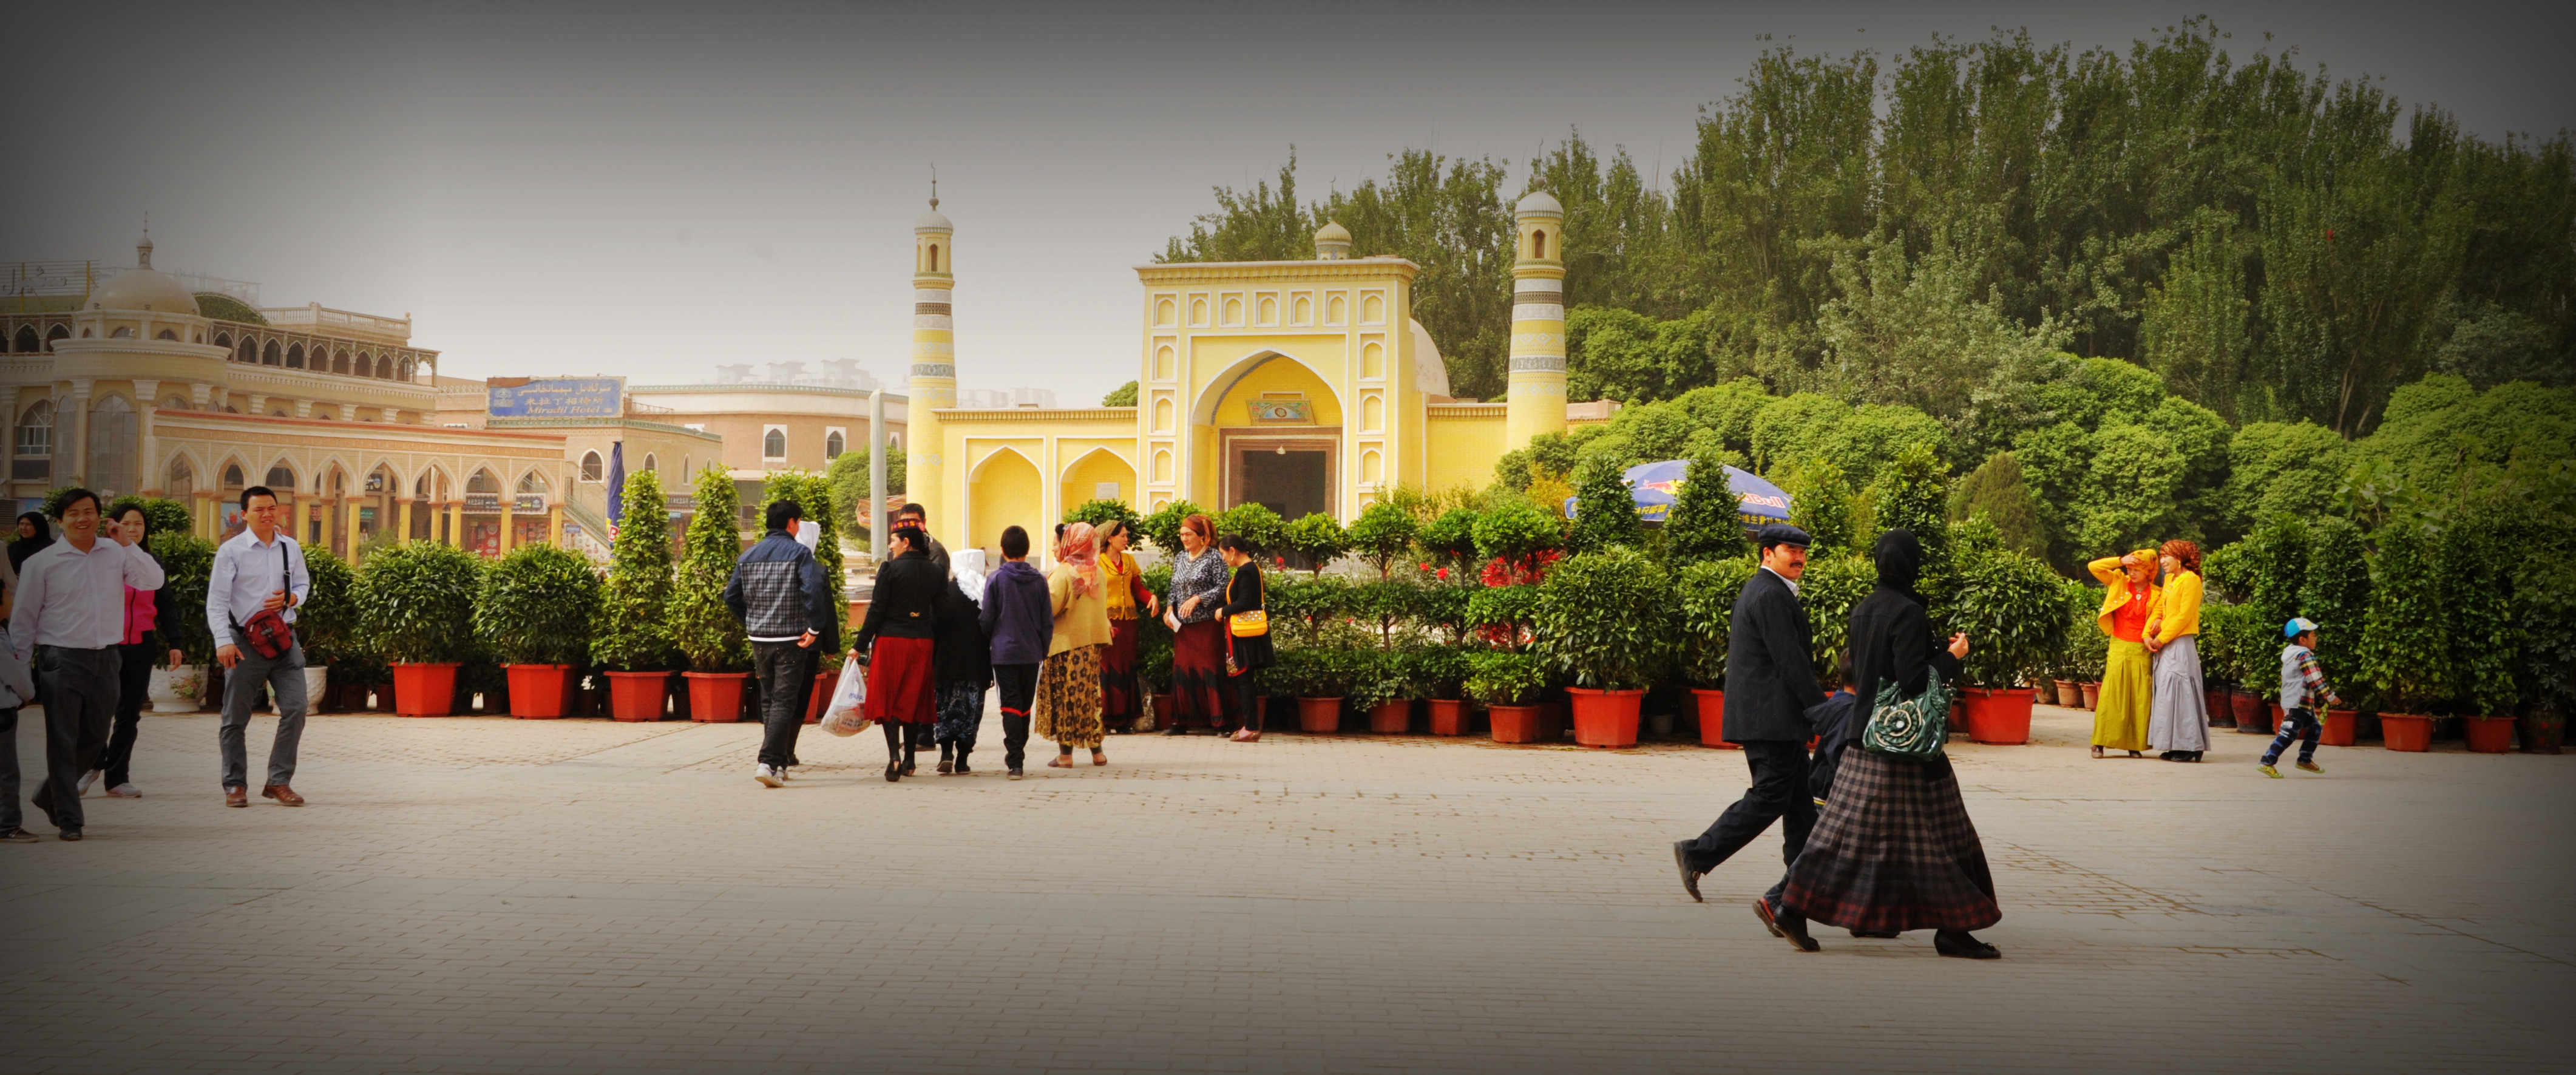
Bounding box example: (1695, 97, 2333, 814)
(466, 469, 499, 495)
(580, 451, 603, 481)
(46, 324, 67, 351)
(223, 464, 245, 489)
(378, 357, 395, 379)
(13, 400, 53, 482)
(517, 470, 548, 495)
(825, 431, 845, 459)
(235, 337, 253, 362)
(286, 344, 305, 369)
(166, 457, 195, 500)
(762, 429, 785, 458)
(162, 395, 189, 410)
(1531, 229, 1547, 259)
(926, 243, 939, 272)
(333, 350, 350, 375)
(10, 325, 35, 353)
(265, 464, 296, 490)
(642, 453, 658, 473)
(262, 340, 281, 365)
(155, 329, 177, 341)
(366, 467, 390, 493)
(110, 326, 134, 339)
(212, 331, 231, 350)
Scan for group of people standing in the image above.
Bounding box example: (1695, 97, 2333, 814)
(2087, 541, 2212, 762)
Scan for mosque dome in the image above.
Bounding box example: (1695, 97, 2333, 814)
(92, 236, 201, 314)
(1314, 219, 1352, 260)
(1408, 319, 1452, 397)
(915, 204, 954, 232)
(1515, 190, 1564, 216)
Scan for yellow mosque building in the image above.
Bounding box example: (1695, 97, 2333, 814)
(910, 191, 1610, 560)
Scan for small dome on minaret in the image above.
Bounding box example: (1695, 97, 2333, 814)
(1515, 190, 1564, 216)
(138, 231, 156, 268)
(1314, 219, 1352, 260)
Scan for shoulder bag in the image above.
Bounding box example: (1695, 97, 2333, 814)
(1227, 568, 1268, 639)
(1859, 663, 1950, 759)
(234, 540, 297, 660)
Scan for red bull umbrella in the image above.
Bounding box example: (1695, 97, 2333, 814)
(1564, 459, 1792, 524)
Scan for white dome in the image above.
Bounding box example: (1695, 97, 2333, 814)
(1515, 190, 1564, 216)
(91, 268, 200, 315)
(1408, 319, 1451, 397)
(915, 206, 954, 232)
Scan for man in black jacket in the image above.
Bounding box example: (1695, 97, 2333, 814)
(725, 500, 830, 788)
(1673, 523, 1828, 951)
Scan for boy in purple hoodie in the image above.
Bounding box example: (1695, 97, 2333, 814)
(979, 526, 1053, 780)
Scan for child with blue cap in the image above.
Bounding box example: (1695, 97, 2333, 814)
(2262, 617, 2339, 778)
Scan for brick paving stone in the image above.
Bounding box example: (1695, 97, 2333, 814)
(0, 703, 2569, 1074)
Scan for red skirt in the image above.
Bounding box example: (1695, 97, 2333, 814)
(1170, 619, 1229, 726)
(864, 636, 937, 725)
(1102, 616, 1139, 727)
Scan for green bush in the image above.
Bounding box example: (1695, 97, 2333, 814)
(1416, 507, 1481, 569)
(2359, 524, 2444, 712)
(1676, 557, 1757, 687)
(1216, 502, 1287, 559)
(1781, 458, 1859, 555)
(147, 532, 219, 665)
(2440, 521, 2517, 716)
(2062, 578, 2109, 681)
(297, 548, 362, 666)
(1467, 584, 1540, 649)
(1414, 645, 1473, 700)
(1465, 650, 1549, 708)
(1795, 552, 1876, 687)
(353, 541, 484, 665)
(671, 468, 750, 673)
(592, 469, 677, 671)
(1065, 498, 1142, 535)
(2240, 515, 2311, 637)
(1948, 452, 2045, 560)
(2297, 518, 2371, 697)
(1101, 380, 1139, 407)
(1947, 544, 2073, 688)
(1346, 502, 1418, 578)
(1268, 574, 1354, 645)
(475, 544, 602, 666)
(1471, 498, 1561, 568)
(1414, 583, 1474, 643)
(1271, 646, 1364, 700)
(1664, 451, 1750, 564)
(1536, 547, 1674, 690)
(1352, 580, 1418, 648)
(1281, 512, 1350, 575)
(1139, 498, 1205, 557)
(2513, 557, 2576, 713)
(1565, 460, 1643, 554)
(1347, 649, 1407, 711)
(764, 471, 847, 648)
(1871, 441, 1951, 597)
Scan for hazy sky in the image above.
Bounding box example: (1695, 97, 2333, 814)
(11, 1, 2569, 402)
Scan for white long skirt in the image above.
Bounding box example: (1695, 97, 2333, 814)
(2147, 634, 2211, 753)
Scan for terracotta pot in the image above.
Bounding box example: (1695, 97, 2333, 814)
(2231, 691, 2271, 733)
(605, 670, 671, 722)
(391, 662, 461, 717)
(1368, 699, 1412, 734)
(1488, 704, 1546, 744)
(1692, 689, 1737, 748)
(1295, 696, 1343, 733)
(1151, 693, 1176, 730)
(2381, 713, 2433, 752)
(1567, 687, 1644, 748)
(806, 670, 833, 724)
(685, 671, 751, 722)
(2205, 688, 2237, 728)
(2463, 715, 2515, 754)
(1961, 686, 2036, 745)
(1427, 699, 1470, 736)
(2078, 682, 2101, 710)
(2516, 711, 2564, 755)
(2046, 679, 2075, 708)
(504, 664, 578, 719)
(2320, 708, 2359, 747)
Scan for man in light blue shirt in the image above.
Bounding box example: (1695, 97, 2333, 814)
(8, 488, 163, 840)
(205, 485, 313, 808)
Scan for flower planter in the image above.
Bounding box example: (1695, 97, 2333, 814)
(1961, 687, 2035, 745)
(2204, 688, 2237, 728)
(1489, 704, 1547, 744)
(685, 671, 751, 722)
(1427, 699, 1470, 736)
(2463, 715, 2515, 755)
(2077, 681, 2100, 710)
(805, 670, 833, 724)
(505, 664, 579, 719)
(1567, 687, 1643, 748)
(2053, 680, 2080, 708)
(2320, 708, 2359, 747)
(2231, 691, 2271, 733)
(1151, 693, 1176, 732)
(391, 662, 461, 716)
(2381, 713, 2433, 752)
(148, 664, 206, 714)
(1368, 699, 1412, 734)
(2517, 710, 2564, 755)
(605, 671, 672, 722)
(1295, 696, 1343, 733)
(1692, 689, 1738, 748)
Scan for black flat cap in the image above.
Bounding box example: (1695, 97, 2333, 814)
(1754, 523, 1812, 549)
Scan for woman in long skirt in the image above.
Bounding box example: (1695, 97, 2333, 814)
(1095, 520, 1158, 733)
(1161, 514, 1231, 735)
(2086, 549, 2158, 758)
(1214, 534, 1274, 742)
(1037, 523, 1111, 767)
(1784, 529, 2002, 960)
(2146, 540, 2211, 762)
(931, 549, 992, 774)
(856, 524, 943, 782)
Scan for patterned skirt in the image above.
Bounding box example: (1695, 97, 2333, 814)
(1783, 750, 2002, 933)
(2092, 639, 2153, 751)
(934, 681, 986, 745)
(1170, 620, 1229, 727)
(2147, 634, 2211, 753)
(1035, 643, 1105, 749)
(863, 636, 937, 725)
(1101, 616, 1139, 728)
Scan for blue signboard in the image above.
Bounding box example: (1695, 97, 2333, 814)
(488, 378, 623, 419)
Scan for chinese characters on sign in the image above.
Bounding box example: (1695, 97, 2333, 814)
(487, 378, 623, 419)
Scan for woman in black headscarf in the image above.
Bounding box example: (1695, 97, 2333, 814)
(4, 511, 54, 620)
(1783, 529, 2003, 960)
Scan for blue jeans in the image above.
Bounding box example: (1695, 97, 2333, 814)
(2263, 706, 2320, 765)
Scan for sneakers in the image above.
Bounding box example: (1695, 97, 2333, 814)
(754, 764, 784, 788)
(2258, 763, 2282, 779)
(106, 784, 142, 798)
(78, 770, 102, 796)
(2296, 761, 2323, 774)
(1008, 768, 1024, 781)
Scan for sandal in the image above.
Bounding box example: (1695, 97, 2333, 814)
(2090, 745, 2104, 759)
(1091, 751, 1108, 766)
(1046, 756, 1073, 768)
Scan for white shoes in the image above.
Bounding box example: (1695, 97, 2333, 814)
(754, 764, 784, 788)
(78, 770, 102, 796)
(106, 783, 142, 798)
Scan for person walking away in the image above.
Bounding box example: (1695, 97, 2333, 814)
(1162, 514, 1230, 735)
(1096, 520, 1158, 733)
(980, 526, 1051, 780)
(2144, 540, 2210, 762)
(1213, 534, 1273, 742)
(0, 629, 38, 842)
(1782, 528, 2001, 959)
(1670, 524, 1827, 946)
(782, 515, 840, 770)
(2261, 617, 2339, 778)
(932, 549, 992, 774)
(724, 500, 830, 788)
(206, 486, 308, 809)
(853, 521, 943, 782)
(15, 489, 166, 838)
(2086, 549, 2158, 759)
(90, 504, 180, 798)
(1037, 523, 1111, 768)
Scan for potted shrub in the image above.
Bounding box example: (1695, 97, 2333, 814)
(1139, 498, 1206, 558)
(1417, 645, 1474, 736)
(1357, 649, 1412, 734)
(285, 547, 358, 711)
(1946, 543, 2069, 745)
(351, 541, 484, 716)
(1353, 579, 1418, 649)
(592, 469, 679, 721)
(1415, 507, 1481, 574)
(1677, 557, 1755, 747)
(2359, 524, 2445, 751)
(1215, 502, 1287, 560)
(673, 468, 753, 722)
(146, 530, 219, 713)
(1272, 647, 1354, 733)
(2511, 557, 2574, 754)
(1346, 502, 1418, 579)
(474, 544, 601, 719)
(1471, 498, 1562, 584)
(2438, 523, 2520, 754)
(1466, 649, 1549, 744)
(1537, 547, 1673, 748)
(1281, 512, 1350, 576)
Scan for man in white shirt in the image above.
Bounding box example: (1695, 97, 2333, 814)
(8, 489, 166, 840)
(205, 485, 313, 809)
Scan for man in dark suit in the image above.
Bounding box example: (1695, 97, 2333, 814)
(1673, 523, 1828, 951)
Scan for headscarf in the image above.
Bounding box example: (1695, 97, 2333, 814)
(1873, 529, 1923, 595)
(2159, 539, 2202, 575)
(951, 548, 988, 607)
(1057, 521, 1099, 595)
(8, 512, 53, 572)
(2124, 548, 2158, 584)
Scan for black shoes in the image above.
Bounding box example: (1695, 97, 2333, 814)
(1162, 724, 1188, 736)
(1672, 841, 1704, 903)
(58, 828, 83, 842)
(1934, 929, 2001, 959)
(884, 759, 903, 782)
(1752, 898, 1818, 952)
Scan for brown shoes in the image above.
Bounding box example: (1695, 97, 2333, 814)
(224, 786, 248, 808)
(261, 785, 306, 807)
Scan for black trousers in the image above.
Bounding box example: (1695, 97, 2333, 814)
(103, 642, 155, 787)
(0, 707, 19, 832)
(994, 662, 1039, 771)
(751, 640, 809, 768)
(1681, 739, 1815, 879)
(1233, 673, 1264, 733)
(31, 645, 120, 832)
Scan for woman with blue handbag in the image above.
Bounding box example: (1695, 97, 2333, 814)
(1783, 529, 2003, 960)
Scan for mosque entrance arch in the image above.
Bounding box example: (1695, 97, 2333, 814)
(1194, 351, 1341, 520)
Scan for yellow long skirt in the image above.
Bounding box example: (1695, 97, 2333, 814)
(2092, 639, 2153, 751)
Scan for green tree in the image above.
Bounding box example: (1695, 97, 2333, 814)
(825, 443, 904, 537)
(1664, 451, 1751, 563)
(671, 467, 750, 673)
(1869, 441, 1951, 591)
(1948, 452, 2044, 560)
(1101, 381, 1138, 407)
(1280, 512, 1349, 577)
(474, 544, 602, 668)
(1139, 499, 1205, 557)
(764, 471, 847, 643)
(1344, 502, 1417, 578)
(1781, 458, 1858, 555)
(591, 469, 676, 671)
(1215, 503, 1287, 559)
(104, 496, 192, 539)
(1564, 459, 1643, 554)
(2297, 517, 2371, 695)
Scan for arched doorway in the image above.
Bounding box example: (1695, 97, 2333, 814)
(968, 447, 1042, 563)
(1194, 353, 1342, 520)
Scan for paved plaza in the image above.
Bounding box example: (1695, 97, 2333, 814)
(2, 700, 2569, 1074)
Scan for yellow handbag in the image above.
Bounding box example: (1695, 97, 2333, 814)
(1227, 569, 1269, 638)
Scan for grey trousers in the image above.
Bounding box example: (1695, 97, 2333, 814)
(220, 633, 307, 790)
(0, 707, 19, 832)
(32, 645, 120, 831)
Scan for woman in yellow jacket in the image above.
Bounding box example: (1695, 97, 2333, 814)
(2143, 540, 2210, 762)
(1037, 522, 1113, 768)
(2087, 550, 2159, 758)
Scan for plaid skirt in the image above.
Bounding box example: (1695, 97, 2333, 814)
(1783, 750, 2002, 933)
(1035, 643, 1105, 750)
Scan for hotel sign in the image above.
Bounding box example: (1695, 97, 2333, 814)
(488, 378, 623, 419)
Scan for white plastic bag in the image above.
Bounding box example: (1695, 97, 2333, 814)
(821, 656, 871, 737)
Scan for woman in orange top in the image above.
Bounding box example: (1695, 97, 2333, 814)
(2086, 549, 2159, 758)
(1094, 519, 1158, 733)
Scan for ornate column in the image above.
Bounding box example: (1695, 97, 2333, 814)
(67, 379, 93, 487)
(319, 495, 337, 556)
(132, 380, 161, 494)
(548, 503, 563, 548)
(448, 500, 464, 551)
(396, 498, 414, 546)
(346, 499, 364, 562)
(499, 494, 515, 554)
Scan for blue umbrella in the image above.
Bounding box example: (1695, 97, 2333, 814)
(604, 441, 626, 542)
(1565, 459, 1792, 524)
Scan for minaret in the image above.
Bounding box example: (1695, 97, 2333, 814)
(1505, 191, 1567, 447)
(908, 191, 957, 537)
